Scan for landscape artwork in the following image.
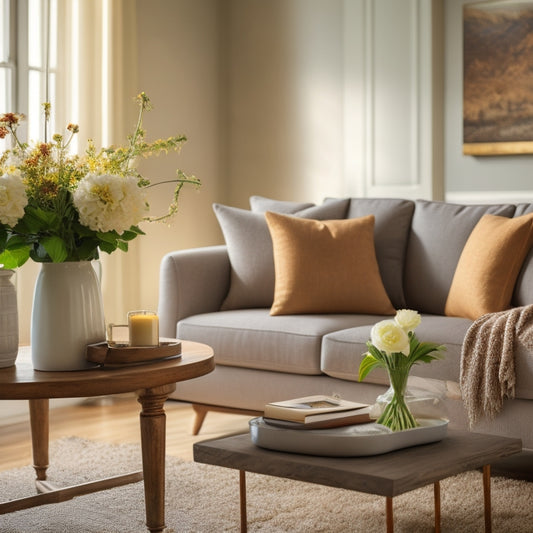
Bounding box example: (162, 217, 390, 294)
(463, 1, 533, 155)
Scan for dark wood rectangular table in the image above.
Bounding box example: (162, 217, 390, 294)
(194, 430, 522, 533)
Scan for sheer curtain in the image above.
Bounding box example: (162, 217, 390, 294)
(17, 0, 139, 343)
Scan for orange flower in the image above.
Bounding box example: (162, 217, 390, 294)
(38, 178, 59, 198)
(0, 112, 24, 127)
(39, 143, 51, 157)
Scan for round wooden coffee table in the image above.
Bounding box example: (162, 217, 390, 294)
(0, 341, 214, 533)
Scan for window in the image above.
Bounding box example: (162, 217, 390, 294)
(0, 0, 58, 148)
(27, 0, 58, 141)
(0, 0, 16, 151)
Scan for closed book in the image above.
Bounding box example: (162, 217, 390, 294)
(263, 395, 369, 423)
(263, 406, 373, 430)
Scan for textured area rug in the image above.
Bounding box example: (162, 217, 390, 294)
(0, 437, 532, 532)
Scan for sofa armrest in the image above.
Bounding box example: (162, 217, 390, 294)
(158, 245, 230, 338)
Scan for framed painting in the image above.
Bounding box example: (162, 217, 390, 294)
(463, 1, 533, 155)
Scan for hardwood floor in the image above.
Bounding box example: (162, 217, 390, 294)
(0, 395, 251, 471)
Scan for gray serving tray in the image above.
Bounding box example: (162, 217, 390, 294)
(249, 417, 449, 457)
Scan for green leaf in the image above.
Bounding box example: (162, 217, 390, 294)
(96, 230, 120, 244)
(0, 247, 30, 268)
(71, 221, 96, 238)
(41, 236, 68, 263)
(98, 239, 119, 254)
(131, 225, 145, 235)
(22, 206, 61, 233)
(120, 226, 144, 241)
(5, 234, 31, 249)
(73, 239, 100, 261)
(358, 353, 383, 381)
(366, 342, 387, 364)
(408, 338, 446, 366)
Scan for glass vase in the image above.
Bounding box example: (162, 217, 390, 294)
(376, 365, 419, 431)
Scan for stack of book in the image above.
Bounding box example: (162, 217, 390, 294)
(263, 394, 373, 430)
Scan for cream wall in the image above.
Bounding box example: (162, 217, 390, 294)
(131, 0, 226, 319)
(225, 0, 345, 206)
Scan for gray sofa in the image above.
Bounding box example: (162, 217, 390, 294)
(158, 197, 533, 448)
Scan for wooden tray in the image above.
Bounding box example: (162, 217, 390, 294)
(86, 340, 182, 366)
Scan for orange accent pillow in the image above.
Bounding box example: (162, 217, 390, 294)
(445, 213, 533, 320)
(265, 211, 395, 316)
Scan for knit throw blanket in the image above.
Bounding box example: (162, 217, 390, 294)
(460, 304, 533, 427)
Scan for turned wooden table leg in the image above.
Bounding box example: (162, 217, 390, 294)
(137, 384, 176, 533)
(29, 399, 49, 482)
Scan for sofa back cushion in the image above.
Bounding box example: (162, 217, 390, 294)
(404, 200, 516, 315)
(326, 198, 415, 309)
(513, 203, 533, 306)
(214, 199, 349, 310)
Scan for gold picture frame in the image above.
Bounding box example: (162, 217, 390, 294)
(463, 1, 533, 155)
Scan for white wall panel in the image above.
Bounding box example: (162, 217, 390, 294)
(344, 0, 443, 200)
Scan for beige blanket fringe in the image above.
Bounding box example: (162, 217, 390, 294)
(460, 304, 533, 427)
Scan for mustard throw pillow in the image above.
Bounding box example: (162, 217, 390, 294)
(265, 211, 395, 316)
(445, 213, 533, 320)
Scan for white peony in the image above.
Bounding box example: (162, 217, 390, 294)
(394, 309, 421, 333)
(370, 319, 410, 356)
(73, 173, 148, 233)
(0, 172, 28, 227)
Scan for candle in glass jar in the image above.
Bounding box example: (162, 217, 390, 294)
(128, 310, 159, 347)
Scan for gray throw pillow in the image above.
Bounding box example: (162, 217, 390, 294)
(214, 199, 350, 310)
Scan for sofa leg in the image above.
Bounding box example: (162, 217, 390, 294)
(190, 403, 263, 435)
(192, 405, 209, 435)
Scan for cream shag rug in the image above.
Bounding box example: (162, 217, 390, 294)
(0, 437, 532, 532)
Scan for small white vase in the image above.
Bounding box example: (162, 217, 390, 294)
(31, 261, 106, 371)
(0, 269, 19, 368)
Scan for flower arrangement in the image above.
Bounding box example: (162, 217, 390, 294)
(358, 309, 445, 431)
(0, 93, 200, 268)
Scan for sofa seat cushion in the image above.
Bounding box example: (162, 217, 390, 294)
(177, 309, 363, 375)
(321, 315, 472, 385)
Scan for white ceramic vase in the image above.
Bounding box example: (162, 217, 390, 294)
(31, 261, 106, 371)
(0, 269, 19, 368)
